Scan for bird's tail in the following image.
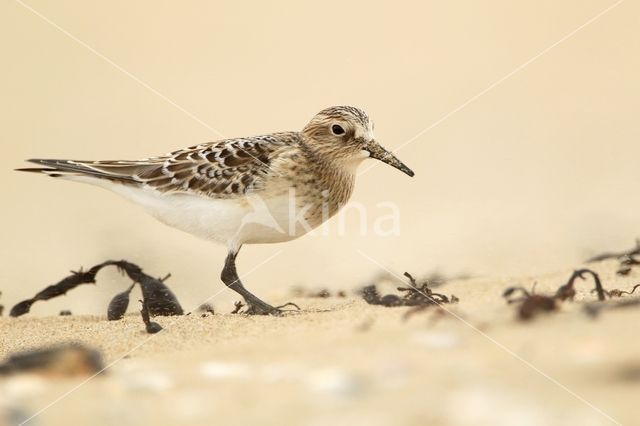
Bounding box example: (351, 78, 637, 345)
(16, 159, 150, 184)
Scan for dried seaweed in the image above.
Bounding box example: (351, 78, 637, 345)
(617, 256, 640, 276)
(502, 286, 557, 320)
(586, 240, 640, 263)
(398, 272, 456, 304)
(140, 299, 163, 334)
(9, 262, 112, 317)
(361, 272, 459, 309)
(231, 301, 245, 314)
(591, 283, 640, 298)
(107, 284, 135, 321)
(291, 287, 347, 298)
(585, 240, 640, 275)
(503, 268, 637, 321)
(106, 261, 183, 316)
(309, 289, 332, 298)
(361, 285, 404, 306)
(10, 260, 183, 319)
(59, 310, 72, 316)
(8, 260, 183, 334)
(555, 269, 607, 301)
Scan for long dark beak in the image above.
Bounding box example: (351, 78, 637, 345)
(364, 140, 415, 177)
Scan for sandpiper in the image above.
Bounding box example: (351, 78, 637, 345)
(18, 106, 414, 314)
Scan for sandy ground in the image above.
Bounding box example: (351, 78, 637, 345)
(0, 260, 638, 426)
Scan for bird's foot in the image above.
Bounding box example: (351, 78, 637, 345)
(243, 298, 301, 316)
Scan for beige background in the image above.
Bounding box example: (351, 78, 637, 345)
(1, 0, 639, 314)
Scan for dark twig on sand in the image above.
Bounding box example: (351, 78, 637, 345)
(555, 269, 607, 302)
(9, 262, 112, 317)
(591, 283, 640, 298)
(361, 271, 459, 313)
(398, 272, 454, 304)
(503, 268, 639, 321)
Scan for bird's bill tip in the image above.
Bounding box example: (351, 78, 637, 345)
(400, 165, 415, 177)
(364, 142, 415, 177)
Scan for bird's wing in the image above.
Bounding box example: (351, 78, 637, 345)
(21, 133, 297, 198)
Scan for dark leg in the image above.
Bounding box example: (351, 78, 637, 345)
(220, 248, 278, 315)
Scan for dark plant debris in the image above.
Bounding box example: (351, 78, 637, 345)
(231, 301, 245, 314)
(108, 261, 183, 317)
(9, 260, 184, 334)
(503, 268, 639, 321)
(107, 284, 135, 321)
(617, 256, 640, 276)
(0, 291, 3, 316)
(10, 260, 183, 319)
(0, 343, 103, 377)
(291, 287, 347, 298)
(59, 310, 72, 316)
(591, 283, 640, 299)
(555, 269, 607, 302)
(586, 240, 640, 263)
(140, 299, 163, 334)
(361, 272, 459, 309)
(502, 286, 558, 320)
(586, 240, 640, 275)
(9, 262, 111, 317)
(399, 272, 458, 304)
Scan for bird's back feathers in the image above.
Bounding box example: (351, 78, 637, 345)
(18, 132, 301, 199)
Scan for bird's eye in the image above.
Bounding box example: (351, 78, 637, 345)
(331, 124, 345, 136)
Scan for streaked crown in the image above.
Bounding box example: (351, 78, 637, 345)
(301, 106, 374, 158)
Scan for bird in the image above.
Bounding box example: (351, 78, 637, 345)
(18, 106, 414, 315)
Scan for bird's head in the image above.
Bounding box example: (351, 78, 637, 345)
(301, 106, 414, 177)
